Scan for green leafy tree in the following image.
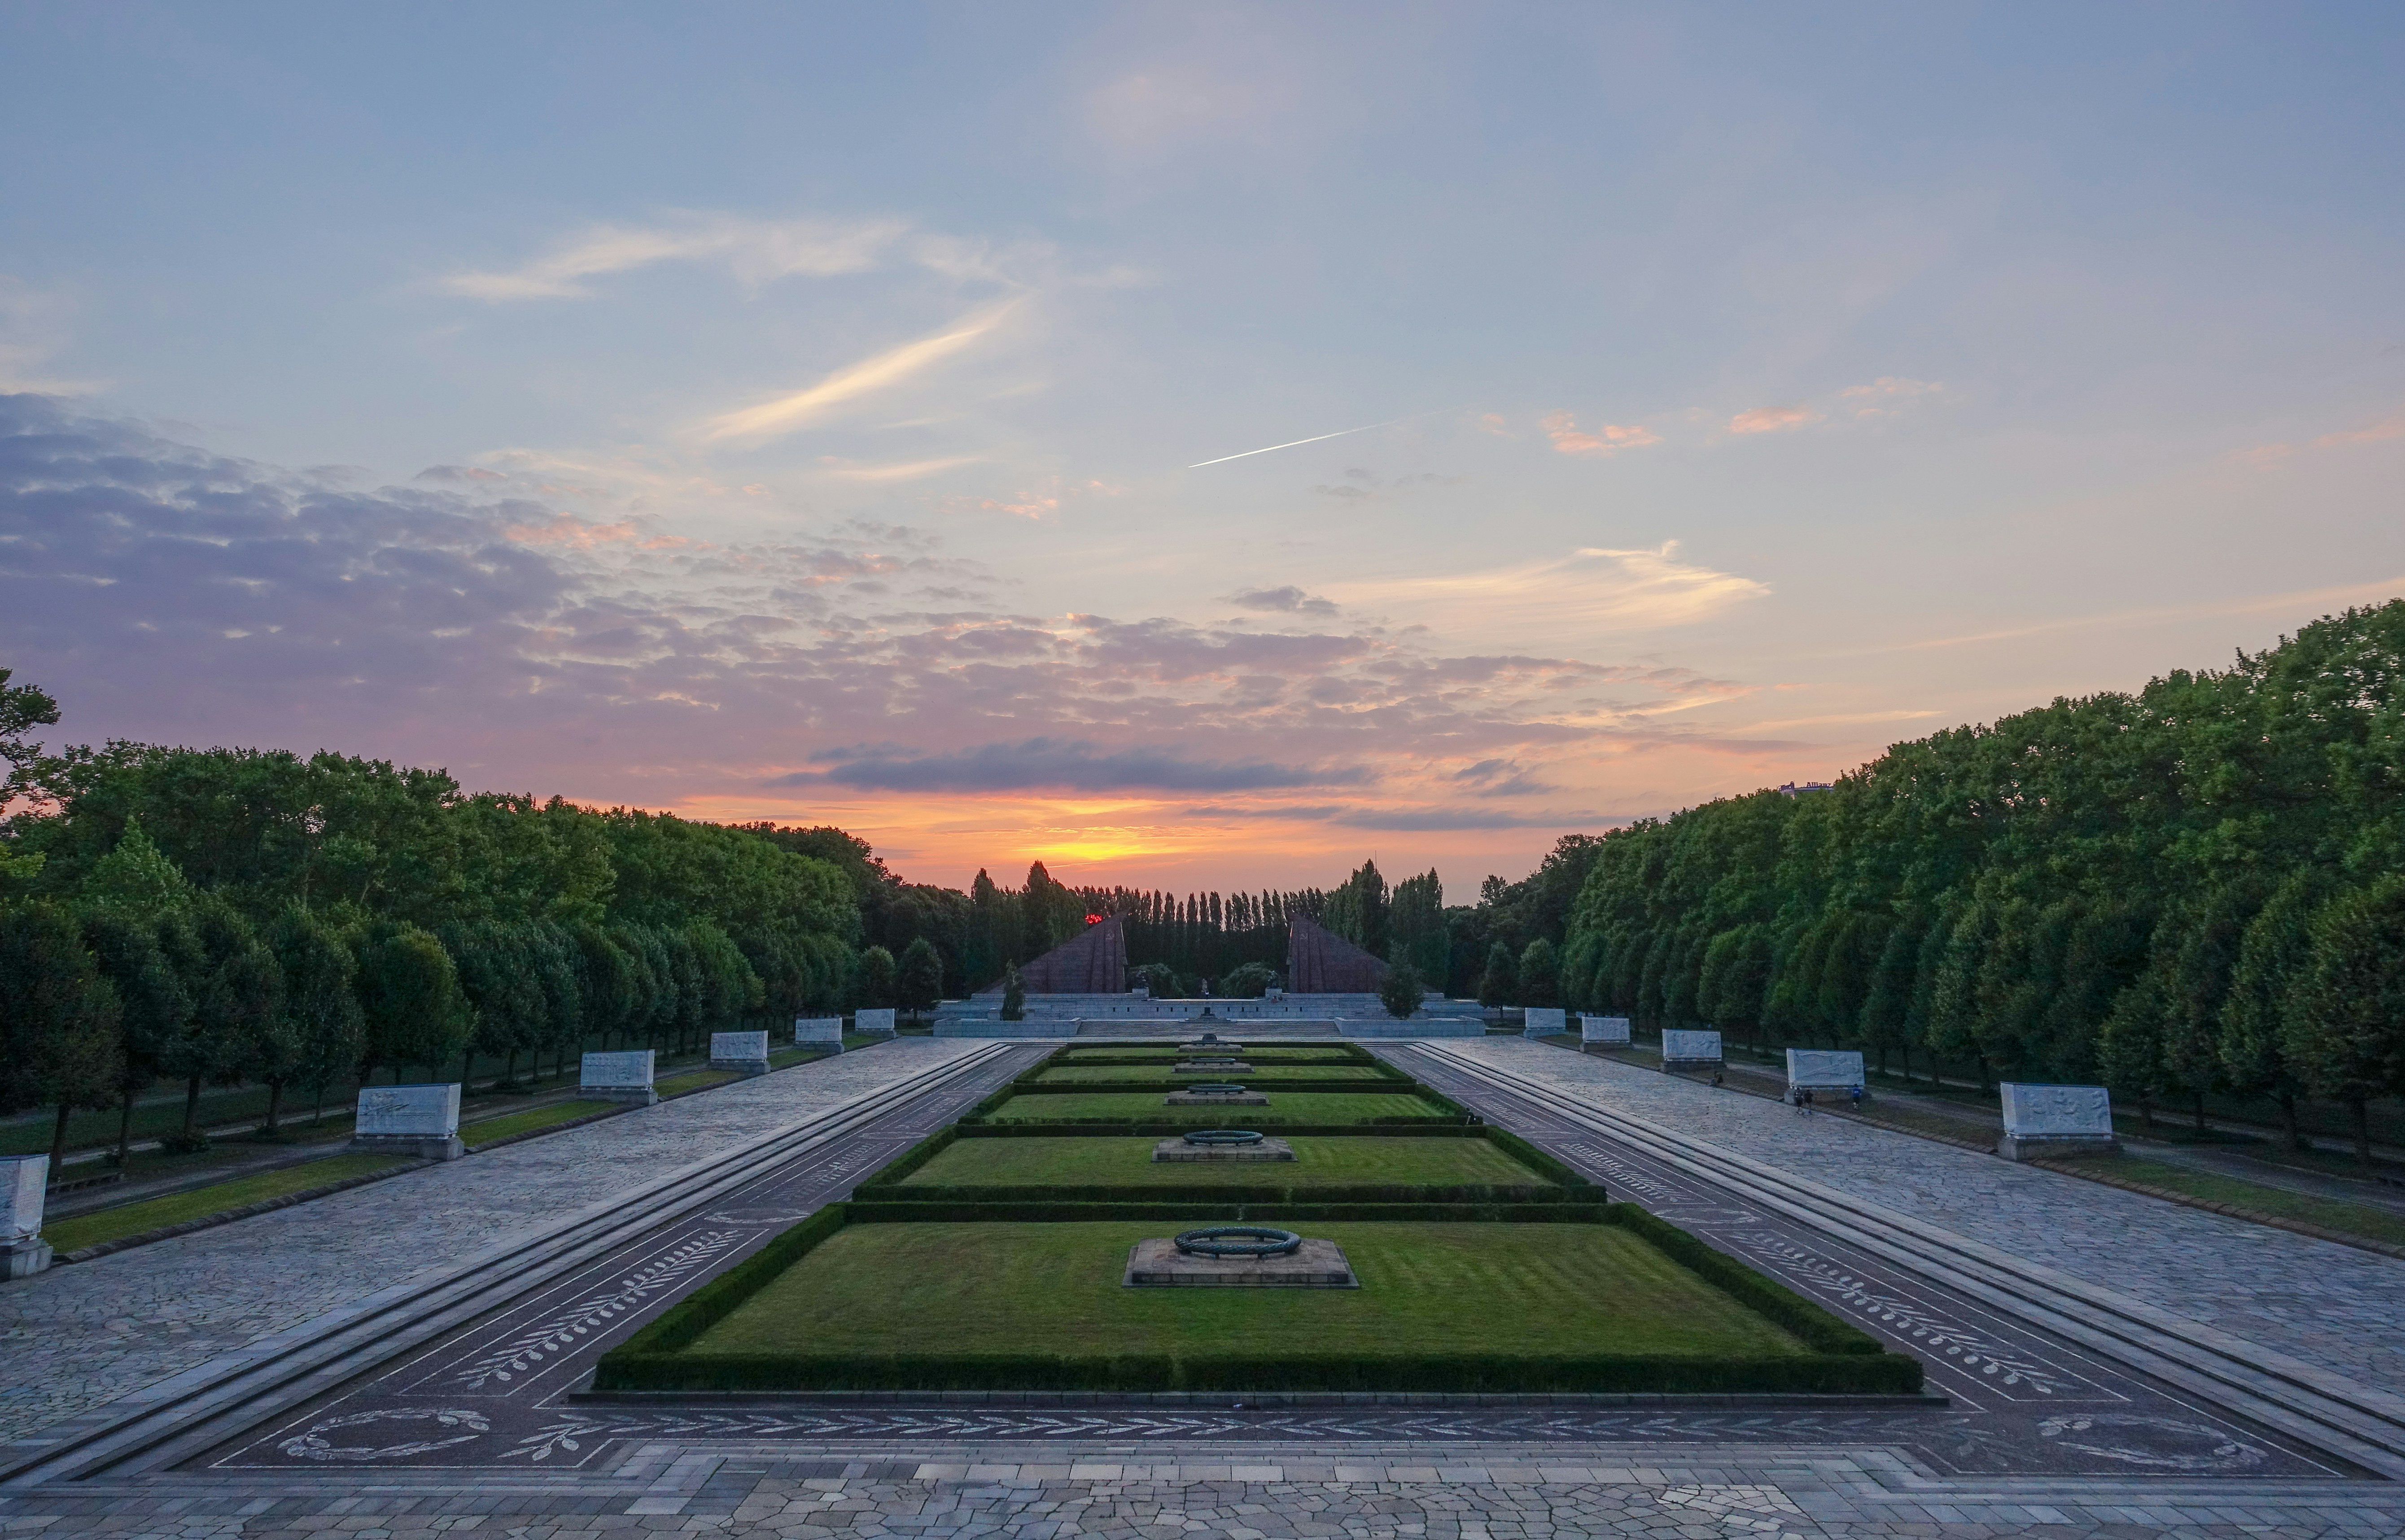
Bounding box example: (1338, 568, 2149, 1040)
(2290, 877, 2405, 1167)
(354, 921, 468, 1084)
(0, 902, 124, 1170)
(896, 936, 944, 1015)
(1380, 960, 1424, 1020)
(162, 898, 281, 1146)
(2220, 873, 2323, 1149)
(1517, 938, 1561, 1009)
(1477, 939, 1517, 1007)
(855, 944, 898, 1011)
(1219, 961, 1274, 999)
(80, 907, 190, 1168)
(263, 905, 364, 1134)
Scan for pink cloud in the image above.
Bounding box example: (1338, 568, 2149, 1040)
(1727, 405, 1821, 435)
(1541, 410, 1662, 457)
(2313, 406, 2405, 449)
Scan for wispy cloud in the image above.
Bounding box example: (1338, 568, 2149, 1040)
(778, 737, 1371, 794)
(437, 215, 909, 301)
(702, 301, 1021, 442)
(1330, 542, 1769, 636)
(821, 455, 986, 483)
(1728, 404, 1820, 435)
(1838, 377, 1942, 419)
(1226, 585, 1339, 617)
(0, 275, 103, 394)
(2313, 405, 2405, 449)
(1541, 410, 1661, 457)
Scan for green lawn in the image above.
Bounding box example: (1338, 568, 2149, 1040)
(44, 1153, 414, 1254)
(1029, 1063, 1398, 1084)
(659, 1068, 739, 1096)
(1057, 1048, 1363, 1064)
(464, 1099, 620, 1147)
(688, 1220, 1806, 1362)
(897, 1136, 1548, 1189)
(2054, 1155, 2405, 1248)
(980, 1091, 1454, 1124)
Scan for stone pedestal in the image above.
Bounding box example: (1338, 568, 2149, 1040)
(1, 1238, 54, 1280)
(582, 1050, 657, 1105)
(1124, 1237, 1357, 1287)
(353, 1133, 466, 1160)
(1999, 1133, 2121, 1161)
(1165, 1088, 1270, 1106)
(709, 1031, 771, 1078)
(1152, 1136, 1295, 1162)
(351, 1085, 464, 1161)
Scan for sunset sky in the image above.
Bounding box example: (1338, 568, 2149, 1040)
(4, 4, 2402, 894)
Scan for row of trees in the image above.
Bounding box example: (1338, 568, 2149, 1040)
(0, 672, 883, 1161)
(1555, 602, 2405, 1164)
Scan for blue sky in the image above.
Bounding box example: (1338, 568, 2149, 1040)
(4, 2, 2401, 890)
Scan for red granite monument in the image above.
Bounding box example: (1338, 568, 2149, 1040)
(1003, 913, 1129, 994)
(1285, 914, 1388, 993)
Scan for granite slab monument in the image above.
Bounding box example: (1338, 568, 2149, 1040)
(351, 1083, 464, 1160)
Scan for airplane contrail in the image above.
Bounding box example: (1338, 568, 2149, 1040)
(1186, 414, 1421, 469)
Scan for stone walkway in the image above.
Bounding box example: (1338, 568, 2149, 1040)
(0, 1040, 985, 1444)
(1447, 1039, 2405, 1394)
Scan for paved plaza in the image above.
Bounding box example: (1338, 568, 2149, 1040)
(0, 1041, 992, 1444)
(1435, 1041, 2405, 1394)
(4, 1037, 2405, 1539)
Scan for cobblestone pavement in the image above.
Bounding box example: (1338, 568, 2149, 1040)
(9, 1444, 2405, 1538)
(0, 1041, 987, 1444)
(1443, 1040, 2405, 1394)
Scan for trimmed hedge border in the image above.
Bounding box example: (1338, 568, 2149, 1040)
(845, 1200, 1614, 1222)
(593, 1200, 1920, 1395)
(857, 1183, 1604, 1208)
(1003, 1080, 1416, 1096)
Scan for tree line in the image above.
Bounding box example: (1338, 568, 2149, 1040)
(1548, 602, 2405, 1165)
(0, 675, 897, 1168)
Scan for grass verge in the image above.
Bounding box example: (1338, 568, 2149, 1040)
(890, 1135, 1551, 1191)
(44, 1153, 412, 1254)
(464, 1099, 621, 1147)
(2051, 1154, 2405, 1249)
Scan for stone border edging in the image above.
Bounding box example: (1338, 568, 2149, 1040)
(53, 1159, 435, 1265)
(1405, 1041, 2405, 1481)
(0, 1042, 1022, 1488)
(573, 1387, 1949, 1409)
(2025, 1157, 2405, 1262)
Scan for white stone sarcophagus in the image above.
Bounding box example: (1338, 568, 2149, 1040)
(351, 1083, 464, 1161)
(709, 1030, 772, 1077)
(1661, 1028, 1723, 1067)
(581, 1049, 657, 1105)
(1786, 1049, 1865, 1094)
(853, 1008, 897, 1037)
(794, 1016, 844, 1047)
(1521, 1007, 1568, 1038)
(1, 1155, 52, 1279)
(1581, 1015, 1632, 1045)
(1998, 1082, 2118, 1160)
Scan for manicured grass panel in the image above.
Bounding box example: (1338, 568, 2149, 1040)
(957, 1120, 1475, 1135)
(844, 1201, 1609, 1222)
(970, 1091, 1463, 1125)
(1609, 1203, 1887, 1357)
(886, 1134, 1557, 1191)
(42, 1154, 412, 1254)
(610, 1204, 850, 1358)
(1026, 1065, 1411, 1085)
(595, 1217, 1918, 1394)
(1006, 1078, 1412, 1095)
